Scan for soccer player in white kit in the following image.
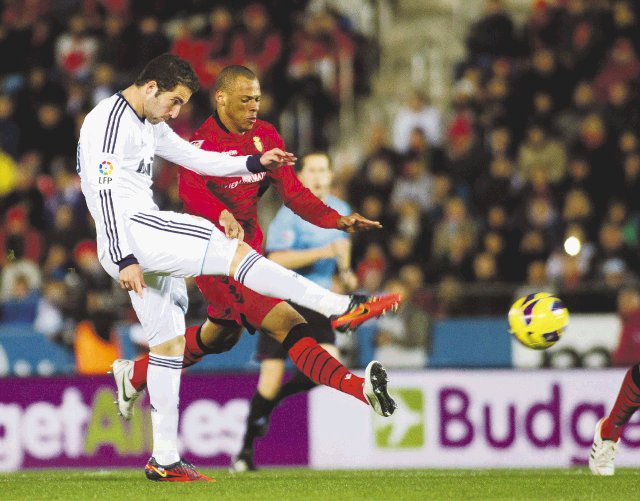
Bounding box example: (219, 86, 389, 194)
(77, 54, 399, 482)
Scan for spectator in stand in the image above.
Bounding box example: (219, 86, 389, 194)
(390, 157, 434, 214)
(620, 152, 640, 213)
(374, 278, 430, 369)
(602, 81, 640, 140)
(20, 101, 76, 169)
(557, 0, 611, 80)
(230, 4, 282, 91)
(465, 0, 518, 67)
(546, 222, 596, 286)
(34, 279, 70, 346)
(513, 258, 557, 300)
(517, 121, 567, 185)
(392, 89, 443, 152)
(559, 188, 596, 240)
(349, 154, 395, 211)
(445, 112, 487, 193)
(0, 206, 43, 267)
(133, 15, 170, 68)
(431, 197, 477, 262)
(571, 113, 618, 217)
(610, 0, 640, 55)
(555, 80, 598, 146)
(25, 17, 57, 71)
(97, 15, 137, 75)
(0, 153, 45, 229)
(593, 38, 640, 105)
(522, 0, 564, 52)
(55, 15, 98, 81)
(473, 157, 519, 215)
(602, 199, 639, 248)
(523, 48, 574, 116)
(0, 274, 40, 323)
(0, 93, 20, 157)
(485, 124, 515, 161)
(197, 6, 235, 89)
(515, 228, 552, 282)
(89, 63, 118, 107)
(590, 222, 640, 281)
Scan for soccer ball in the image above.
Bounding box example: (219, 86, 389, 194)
(508, 292, 569, 350)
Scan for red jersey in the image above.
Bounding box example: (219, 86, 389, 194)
(178, 112, 341, 251)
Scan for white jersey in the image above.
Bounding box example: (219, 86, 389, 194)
(77, 93, 260, 268)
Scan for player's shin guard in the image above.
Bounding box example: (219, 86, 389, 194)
(282, 323, 367, 404)
(601, 363, 640, 440)
(147, 353, 183, 466)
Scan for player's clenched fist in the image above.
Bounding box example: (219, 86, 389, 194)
(260, 148, 297, 170)
(219, 209, 245, 241)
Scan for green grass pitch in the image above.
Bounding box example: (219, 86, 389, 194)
(1, 468, 639, 500)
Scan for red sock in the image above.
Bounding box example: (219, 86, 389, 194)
(283, 325, 367, 405)
(601, 365, 640, 440)
(130, 354, 149, 391)
(130, 325, 205, 391)
(183, 325, 207, 368)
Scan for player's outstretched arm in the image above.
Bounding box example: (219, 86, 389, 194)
(337, 213, 383, 233)
(260, 148, 296, 171)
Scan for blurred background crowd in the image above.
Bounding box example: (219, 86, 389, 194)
(2, 0, 640, 372)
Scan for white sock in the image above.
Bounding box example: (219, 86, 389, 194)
(234, 250, 351, 317)
(147, 353, 183, 466)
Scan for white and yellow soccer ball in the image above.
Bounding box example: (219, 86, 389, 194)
(508, 292, 569, 350)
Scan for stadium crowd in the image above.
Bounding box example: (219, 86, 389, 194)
(2, 0, 640, 369)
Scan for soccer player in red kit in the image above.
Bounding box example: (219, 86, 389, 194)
(112, 66, 398, 435)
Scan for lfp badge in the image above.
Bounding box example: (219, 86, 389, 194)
(99, 160, 114, 175)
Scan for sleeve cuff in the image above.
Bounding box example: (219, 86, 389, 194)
(247, 154, 266, 173)
(117, 254, 139, 271)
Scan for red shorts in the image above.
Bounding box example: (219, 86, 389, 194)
(195, 275, 283, 331)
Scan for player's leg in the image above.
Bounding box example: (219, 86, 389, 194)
(205, 239, 400, 329)
(259, 301, 396, 415)
(128, 319, 243, 392)
(232, 356, 286, 472)
(590, 363, 640, 475)
(117, 275, 212, 482)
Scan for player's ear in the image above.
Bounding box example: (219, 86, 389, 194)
(145, 81, 158, 96)
(215, 90, 224, 105)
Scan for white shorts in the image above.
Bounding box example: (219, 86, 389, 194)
(128, 274, 188, 347)
(126, 210, 238, 277)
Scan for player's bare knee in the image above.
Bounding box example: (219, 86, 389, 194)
(261, 303, 306, 342)
(202, 322, 242, 354)
(151, 335, 185, 357)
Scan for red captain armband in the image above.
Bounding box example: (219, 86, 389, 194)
(117, 254, 139, 271)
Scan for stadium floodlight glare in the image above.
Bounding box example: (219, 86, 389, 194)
(564, 236, 581, 256)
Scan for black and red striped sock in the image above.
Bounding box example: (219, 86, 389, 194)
(130, 325, 206, 391)
(601, 364, 640, 440)
(282, 323, 367, 404)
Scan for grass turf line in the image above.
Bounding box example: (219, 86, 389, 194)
(1, 468, 639, 501)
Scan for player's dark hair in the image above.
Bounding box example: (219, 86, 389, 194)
(215, 65, 257, 93)
(134, 54, 200, 94)
(297, 151, 332, 172)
